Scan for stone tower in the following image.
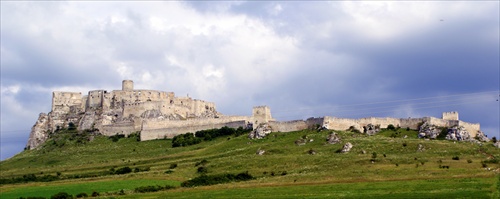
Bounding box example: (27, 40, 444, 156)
(252, 106, 273, 128)
(442, 111, 459, 120)
(122, 80, 134, 91)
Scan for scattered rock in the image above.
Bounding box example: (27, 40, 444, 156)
(256, 149, 265, 155)
(340, 142, 353, 153)
(403, 135, 408, 139)
(326, 132, 341, 144)
(248, 123, 272, 139)
(361, 150, 366, 154)
(295, 139, 307, 146)
(308, 149, 317, 155)
(494, 142, 500, 148)
(417, 144, 425, 152)
(418, 122, 440, 139)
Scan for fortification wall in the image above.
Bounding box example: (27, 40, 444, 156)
(426, 117, 449, 127)
(323, 117, 362, 131)
(458, 121, 480, 137)
(100, 122, 136, 136)
(52, 92, 83, 113)
(142, 116, 251, 130)
(269, 120, 308, 132)
(141, 120, 248, 141)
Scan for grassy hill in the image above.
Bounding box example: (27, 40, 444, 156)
(1, 127, 499, 198)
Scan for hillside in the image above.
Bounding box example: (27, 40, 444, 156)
(1, 127, 499, 198)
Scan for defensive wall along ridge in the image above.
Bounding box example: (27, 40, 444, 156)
(27, 80, 483, 149)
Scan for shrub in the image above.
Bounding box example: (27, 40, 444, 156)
(169, 163, 178, 169)
(492, 137, 497, 143)
(91, 192, 99, 197)
(172, 133, 202, 147)
(197, 166, 208, 174)
(467, 159, 473, 163)
(114, 167, 132, 175)
(372, 152, 377, 159)
(452, 156, 460, 160)
(50, 192, 72, 199)
(387, 124, 396, 130)
(75, 193, 88, 198)
(109, 134, 125, 142)
(134, 185, 176, 193)
(181, 172, 254, 187)
(402, 142, 407, 147)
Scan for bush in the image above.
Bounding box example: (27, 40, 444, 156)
(50, 192, 72, 199)
(387, 124, 395, 130)
(172, 133, 202, 147)
(181, 171, 254, 187)
(109, 134, 125, 142)
(467, 159, 473, 163)
(75, 193, 88, 198)
(197, 166, 208, 174)
(134, 185, 175, 193)
(91, 192, 99, 197)
(114, 167, 132, 175)
(169, 163, 178, 169)
(452, 156, 460, 160)
(492, 137, 497, 143)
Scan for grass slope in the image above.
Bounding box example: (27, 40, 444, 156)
(1, 128, 499, 198)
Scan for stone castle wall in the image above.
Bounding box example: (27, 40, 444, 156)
(140, 116, 251, 140)
(52, 91, 84, 113)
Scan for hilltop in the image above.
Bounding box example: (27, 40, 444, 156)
(1, 126, 499, 198)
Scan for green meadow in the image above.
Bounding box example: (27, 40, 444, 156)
(1, 128, 498, 198)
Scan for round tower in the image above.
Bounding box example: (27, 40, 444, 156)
(122, 80, 134, 91)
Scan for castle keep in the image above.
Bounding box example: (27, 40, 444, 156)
(27, 80, 483, 149)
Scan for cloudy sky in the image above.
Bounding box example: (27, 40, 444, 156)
(1, 1, 499, 160)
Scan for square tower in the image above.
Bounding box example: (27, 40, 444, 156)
(252, 106, 273, 128)
(442, 111, 459, 120)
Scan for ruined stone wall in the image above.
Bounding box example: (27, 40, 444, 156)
(269, 120, 308, 132)
(323, 117, 362, 131)
(323, 117, 425, 131)
(87, 90, 104, 110)
(52, 91, 83, 113)
(141, 119, 249, 140)
(458, 121, 480, 137)
(100, 121, 137, 136)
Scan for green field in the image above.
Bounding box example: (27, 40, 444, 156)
(1, 128, 499, 198)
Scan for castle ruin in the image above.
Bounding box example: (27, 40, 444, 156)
(27, 80, 483, 149)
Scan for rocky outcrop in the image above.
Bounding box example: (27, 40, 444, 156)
(363, 124, 379, 135)
(326, 132, 341, 144)
(446, 126, 471, 141)
(418, 122, 441, 139)
(475, 131, 490, 142)
(248, 123, 272, 139)
(494, 142, 500, 148)
(340, 142, 353, 153)
(26, 113, 50, 150)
